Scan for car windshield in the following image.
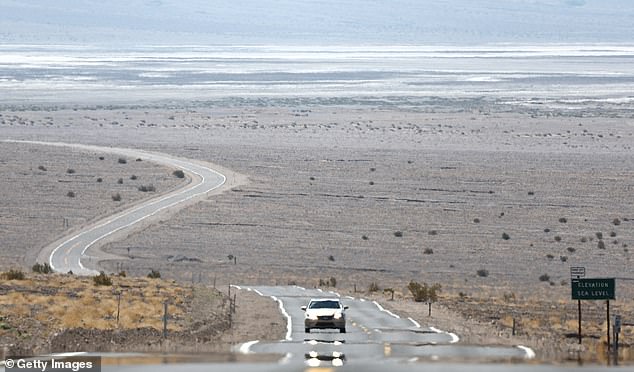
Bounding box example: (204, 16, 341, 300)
(309, 300, 340, 309)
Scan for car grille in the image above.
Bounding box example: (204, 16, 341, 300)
(317, 315, 334, 320)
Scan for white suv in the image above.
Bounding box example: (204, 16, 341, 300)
(302, 298, 348, 333)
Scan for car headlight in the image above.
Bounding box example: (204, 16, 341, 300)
(334, 312, 342, 319)
(306, 313, 318, 320)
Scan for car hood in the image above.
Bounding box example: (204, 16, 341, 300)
(306, 308, 343, 317)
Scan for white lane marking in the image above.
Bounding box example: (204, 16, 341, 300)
(517, 345, 536, 359)
(430, 326, 460, 343)
(329, 291, 341, 297)
(345, 296, 355, 300)
(270, 295, 293, 341)
(279, 352, 293, 364)
(374, 329, 383, 333)
(408, 317, 421, 328)
(372, 300, 400, 319)
(239, 287, 292, 341)
(231, 285, 242, 290)
(34, 142, 227, 274)
(316, 288, 323, 293)
(360, 298, 366, 302)
(72, 160, 222, 271)
(238, 340, 259, 354)
(294, 285, 306, 290)
(50, 352, 88, 357)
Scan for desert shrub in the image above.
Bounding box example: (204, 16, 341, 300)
(476, 269, 489, 277)
(610, 231, 617, 237)
(596, 232, 603, 240)
(546, 254, 554, 260)
(118, 271, 127, 277)
(361, 235, 369, 240)
(473, 218, 480, 223)
(598, 240, 606, 249)
(560, 256, 568, 262)
(98, 156, 105, 160)
(527, 191, 535, 195)
(567, 247, 576, 253)
(369, 181, 374, 185)
(423, 248, 434, 254)
(394, 231, 403, 238)
(66, 191, 76, 198)
(147, 269, 161, 279)
(328, 255, 335, 262)
(539, 274, 550, 282)
(96, 177, 103, 183)
(580, 237, 587, 243)
(32, 262, 53, 274)
(554, 236, 562, 242)
(118, 157, 127, 164)
(130, 174, 137, 180)
(613, 218, 621, 226)
(329, 277, 337, 287)
(172, 170, 185, 179)
(93, 271, 112, 286)
(559, 217, 567, 223)
(309, 176, 315, 181)
(370, 167, 376, 172)
(502, 232, 510, 240)
(66, 168, 75, 174)
(138, 184, 156, 192)
(368, 282, 380, 292)
(112, 193, 122, 201)
(2, 269, 26, 280)
(38, 165, 47, 171)
(544, 228, 551, 233)
(136, 158, 142, 162)
(117, 178, 123, 184)
(407, 281, 441, 303)
(428, 230, 438, 236)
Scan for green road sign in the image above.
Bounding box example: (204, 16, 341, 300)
(571, 278, 615, 300)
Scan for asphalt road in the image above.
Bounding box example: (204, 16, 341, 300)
(5, 140, 226, 276)
(234, 285, 532, 367)
(5, 286, 625, 371)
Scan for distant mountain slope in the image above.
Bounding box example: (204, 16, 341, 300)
(0, 0, 633, 45)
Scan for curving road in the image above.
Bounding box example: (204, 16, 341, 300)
(234, 285, 533, 368)
(6, 140, 229, 276)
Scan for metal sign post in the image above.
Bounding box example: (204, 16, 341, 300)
(614, 315, 621, 365)
(570, 267, 586, 344)
(570, 271, 616, 359)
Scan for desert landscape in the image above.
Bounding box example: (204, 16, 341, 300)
(1, 99, 633, 363)
(1, 1, 634, 370)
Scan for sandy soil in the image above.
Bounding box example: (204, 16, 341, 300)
(1, 101, 633, 362)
